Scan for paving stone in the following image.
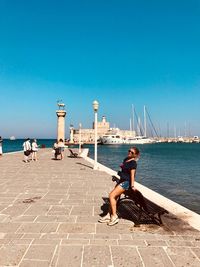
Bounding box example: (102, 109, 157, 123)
(166, 240, 194, 247)
(22, 233, 42, 239)
(7, 215, 37, 222)
(191, 248, 200, 260)
(0, 238, 11, 245)
(145, 240, 168, 247)
(1, 149, 200, 266)
(47, 205, 72, 215)
(4, 233, 24, 239)
(56, 245, 83, 266)
(90, 239, 118, 245)
(68, 233, 94, 239)
(24, 244, 56, 261)
(118, 239, 146, 246)
(0, 214, 9, 222)
(0, 233, 6, 239)
(94, 233, 120, 240)
(19, 260, 50, 267)
(182, 235, 200, 241)
(0, 222, 21, 232)
(9, 238, 33, 245)
(82, 245, 112, 267)
(111, 246, 143, 267)
(0, 244, 28, 266)
(157, 234, 182, 241)
(71, 206, 93, 216)
(166, 247, 200, 267)
(24, 205, 50, 215)
(138, 247, 174, 267)
(61, 199, 84, 205)
(17, 223, 47, 233)
(39, 233, 69, 239)
(96, 223, 133, 234)
(36, 215, 76, 223)
(120, 234, 133, 240)
(1, 204, 30, 217)
(32, 239, 60, 245)
(58, 223, 95, 234)
(0, 197, 17, 203)
(41, 223, 59, 233)
(193, 241, 200, 247)
(76, 215, 99, 223)
(62, 239, 89, 245)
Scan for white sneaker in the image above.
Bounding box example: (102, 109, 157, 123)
(107, 215, 119, 226)
(98, 214, 111, 223)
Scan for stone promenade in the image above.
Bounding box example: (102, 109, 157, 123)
(0, 149, 200, 267)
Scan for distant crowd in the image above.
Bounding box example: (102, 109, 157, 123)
(23, 138, 39, 163)
(0, 137, 65, 162)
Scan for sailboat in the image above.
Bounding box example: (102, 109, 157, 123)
(124, 106, 157, 144)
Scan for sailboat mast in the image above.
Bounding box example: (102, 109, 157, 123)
(129, 118, 132, 132)
(132, 104, 134, 132)
(174, 124, 176, 139)
(144, 105, 147, 137)
(138, 117, 141, 136)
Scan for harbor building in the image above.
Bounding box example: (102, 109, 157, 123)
(70, 116, 136, 143)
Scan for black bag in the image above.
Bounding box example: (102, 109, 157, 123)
(55, 147, 61, 155)
(24, 150, 32, 156)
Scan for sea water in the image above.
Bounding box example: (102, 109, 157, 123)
(2, 140, 200, 214)
(1, 139, 56, 153)
(90, 143, 200, 214)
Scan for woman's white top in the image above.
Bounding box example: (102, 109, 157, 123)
(32, 142, 38, 151)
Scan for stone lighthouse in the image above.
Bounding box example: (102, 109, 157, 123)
(56, 101, 66, 141)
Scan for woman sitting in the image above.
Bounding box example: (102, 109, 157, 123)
(99, 146, 140, 226)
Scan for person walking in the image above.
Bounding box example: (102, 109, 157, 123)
(31, 139, 38, 161)
(22, 138, 32, 163)
(99, 146, 140, 226)
(0, 136, 3, 157)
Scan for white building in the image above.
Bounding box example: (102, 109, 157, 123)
(70, 116, 135, 143)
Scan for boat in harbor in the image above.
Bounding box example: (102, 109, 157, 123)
(122, 105, 157, 145)
(99, 105, 158, 145)
(100, 133, 124, 145)
(9, 136, 16, 141)
(124, 136, 156, 144)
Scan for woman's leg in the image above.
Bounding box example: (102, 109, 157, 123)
(109, 185, 125, 217)
(33, 152, 37, 161)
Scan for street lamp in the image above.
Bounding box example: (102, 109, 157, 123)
(79, 123, 82, 153)
(92, 100, 99, 170)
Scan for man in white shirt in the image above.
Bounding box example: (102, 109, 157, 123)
(23, 138, 32, 163)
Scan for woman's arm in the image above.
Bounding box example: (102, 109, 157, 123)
(130, 169, 136, 190)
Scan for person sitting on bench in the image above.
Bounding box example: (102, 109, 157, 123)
(53, 141, 63, 160)
(68, 149, 79, 158)
(99, 146, 140, 226)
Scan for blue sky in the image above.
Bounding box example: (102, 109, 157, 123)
(0, 0, 200, 138)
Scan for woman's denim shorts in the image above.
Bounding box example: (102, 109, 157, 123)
(119, 180, 130, 190)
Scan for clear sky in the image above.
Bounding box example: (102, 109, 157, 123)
(0, 0, 200, 138)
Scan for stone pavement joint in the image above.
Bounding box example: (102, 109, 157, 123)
(0, 149, 200, 266)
